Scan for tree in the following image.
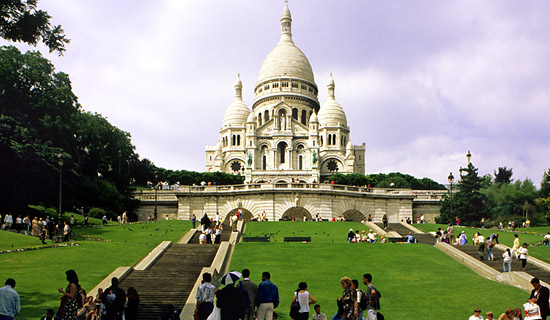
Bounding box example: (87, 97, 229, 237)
(537, 169, 550, 224)
(483, 179, 539, 222)
(437, 161, 489, 225)
(0, 0, 70, 55)
(494, 166, 513, 185)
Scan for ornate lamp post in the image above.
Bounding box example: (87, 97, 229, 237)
(57, 153, 64, 239)
(154, 173, 158, 221)
(448, 172, 454, 224)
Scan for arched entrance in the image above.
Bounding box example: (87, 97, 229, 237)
(282, 207, 312, 221)
(225, 208, 254, 222)
(342, 209, 366, 222)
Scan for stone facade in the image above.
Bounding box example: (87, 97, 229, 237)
(205, 5, 365, 183)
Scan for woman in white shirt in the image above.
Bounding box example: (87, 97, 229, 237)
(291, 282, 317, 320)
(502, 248, 512, 272)
(518, 243, 529, 271)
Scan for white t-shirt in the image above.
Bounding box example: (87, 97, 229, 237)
(502, 251, 511, 263)
(468, 315, 483, 320)
(295, 291, 310, 313)
(518, 247, 529, 259)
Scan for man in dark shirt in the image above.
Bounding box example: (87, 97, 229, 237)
(256, 272, 279, 320)
(530, 277, 550, 320)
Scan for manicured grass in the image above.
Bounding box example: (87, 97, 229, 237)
(0, 230, 46, 251)
(230, 222, 529, 320)
(0, 220, 190, 319)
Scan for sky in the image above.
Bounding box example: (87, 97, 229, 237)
(4, 0, 550, 186)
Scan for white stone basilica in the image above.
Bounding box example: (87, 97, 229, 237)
(205, 5, 365, 183)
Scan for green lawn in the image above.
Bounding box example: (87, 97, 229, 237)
(0, 220, 190, 319)
(230, 221, 530, 320)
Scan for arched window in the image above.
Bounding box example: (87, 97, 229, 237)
(237, 135, 240, 146)
(320, 136, 323, 147)
(301, 110, 307, 125)
(265, 110, 270, 122)
(278, 142, 287, 163)
(262, 155, 267, 170)
(292, 108, 298, 120)
(258, 113, 262, 126)
(232, 135, 236, 146)
(299, 155, 303, 170)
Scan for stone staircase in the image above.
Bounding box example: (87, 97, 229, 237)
(377, 223, 437, 245)
(118, 244, 219, 320)
(452, 244, 550, 283)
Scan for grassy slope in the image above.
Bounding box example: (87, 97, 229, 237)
(230, 221, 529, 320)
(0, 220, 190, 319)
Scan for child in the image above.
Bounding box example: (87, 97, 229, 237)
(41, 309, 55, 320)
(485, 311, 494, 320)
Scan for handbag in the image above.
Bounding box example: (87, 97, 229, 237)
(207, 306, 221, 320)
(289, 300, 300, 318)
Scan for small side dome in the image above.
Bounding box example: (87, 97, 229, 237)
(318, 74, 347, 127)
(309, 112, 318, 123)
(247, 111, 255, 123)
(346, 140, 353, 150)
(222, 74, 250, 127)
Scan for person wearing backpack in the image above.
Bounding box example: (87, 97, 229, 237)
(351, 280, 365, 320)
(362, 274, 380, 320)
(238, 269, 257, 320)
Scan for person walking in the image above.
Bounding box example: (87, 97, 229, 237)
(195, 273, 216, 320)
(502, 248, 512, 272)
(256, 272, 279, 320)
(362, 274, 380, 320)
(290, 282, 316, 320)
(530, 277, 550, 320)
(0, 278, 20, 320)
(519, 243, 529, 271)
(239, 269, 257, 320)
(512, 234, 520, 259)
(338, 277, 356, 320)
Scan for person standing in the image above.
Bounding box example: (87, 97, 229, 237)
(382, 215, 388, 230)
(338, 277, 356, 320)
(477, 233, 485, 260)
(58, 270, 79, 320)
(0, 278, 20, 320)
(447, 224, 455, 244)
(519, 243, 529, 271)
(63, 221, 71, 242)
(502, 248, 512, 272)
(191, 214, 197, 229)
(362, 274, 380, 320)
(217, 281, 244, 320)
(290, 282, 316, 320)
(530, 277, 550, 320)
(351, 280, 364, 320)
(195, 273, 216, 320)
(543, 233, 550, 247)
(124, 287, 140, 320)
(239, 269, 257, 320)
(512, 234, 520, 259)
(256, 272, 279, 320)
(102, 277, 126, 320)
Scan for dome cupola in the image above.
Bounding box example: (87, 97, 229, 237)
(222, 74, 250, 127)
(318, 74, 347, 127)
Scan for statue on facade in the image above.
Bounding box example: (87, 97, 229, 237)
(312, 150, 317, 164)
(247, 152, 252, 166)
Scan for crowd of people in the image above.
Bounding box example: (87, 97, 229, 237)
(0, 272, 140, 320)
(195, 270, 382, 320)
(0, 213, 76, 243)
(469, 277, 549, 320)
(347, 229, 386, 244)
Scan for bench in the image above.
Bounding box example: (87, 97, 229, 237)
(388, 237, 407, 243)
(242, 237, 270, 242)
(284, 237, 311, 242)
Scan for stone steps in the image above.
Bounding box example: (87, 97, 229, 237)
(119, 243, 220, 319)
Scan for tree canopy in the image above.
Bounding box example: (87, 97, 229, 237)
(0, 0, 70, 55)
(327, 172, 446, 190)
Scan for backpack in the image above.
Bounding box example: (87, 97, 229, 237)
(238, 281, 251, 311)
(359, 290, 369, 310)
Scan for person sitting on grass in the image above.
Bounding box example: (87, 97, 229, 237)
(41, 308, 55, 320)
(469, 307, 483, 320)
(311, 304, 327, 320)
(486, 311, 494, 320)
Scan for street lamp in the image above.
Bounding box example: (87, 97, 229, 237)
(466, 150, 472, 164)
(448, 172, 454, 224)
(154, 173, 158, 221)
(57, 153, 64, 239)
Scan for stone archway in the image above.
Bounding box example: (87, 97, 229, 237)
(282, 207, 312, 221)
(342, 209, 365, 222)
(226, 208, 254, 222)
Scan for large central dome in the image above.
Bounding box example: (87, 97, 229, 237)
(257, 5, 315, 85)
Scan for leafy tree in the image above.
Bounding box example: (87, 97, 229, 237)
(327, 172, 445, 190)
(483, 179, 539, 222)
(494, 166, 513, 185)
(0, 0, 70, 55)
(438, 161, 489, 225)
(537, 169, 550, 223)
